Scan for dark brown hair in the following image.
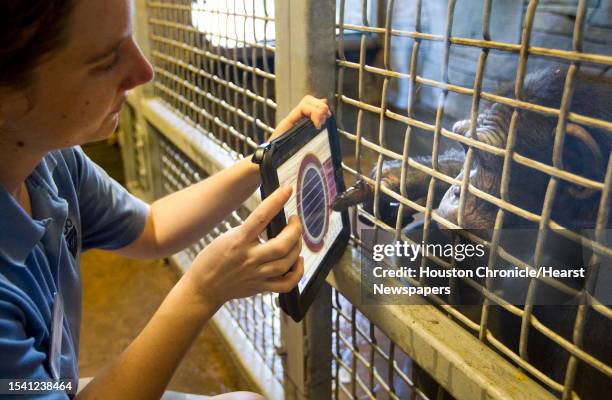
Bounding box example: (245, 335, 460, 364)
(0, 0, 76, 88)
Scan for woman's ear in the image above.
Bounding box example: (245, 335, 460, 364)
(562, 122, 605, 199)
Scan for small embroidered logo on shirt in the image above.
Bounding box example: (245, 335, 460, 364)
(63, 218, 78, 258)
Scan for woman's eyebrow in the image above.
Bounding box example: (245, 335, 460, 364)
(85, 34, 130, 65)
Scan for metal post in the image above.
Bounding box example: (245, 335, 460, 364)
(275, 0, 336, 117)
(275, 1, 336, 399)
(124, 0, 157, 201)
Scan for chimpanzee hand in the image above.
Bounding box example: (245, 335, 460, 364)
(332, 150, 464, 228)
(271, 95, 332, 140)
(185, 185, 304, 307)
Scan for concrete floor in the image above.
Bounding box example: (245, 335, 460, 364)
(79, 139, 251, 396)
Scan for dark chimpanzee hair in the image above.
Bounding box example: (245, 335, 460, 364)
(0, 0, 76, 88)
(462, 68, 612, 230)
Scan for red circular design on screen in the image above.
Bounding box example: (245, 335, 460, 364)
(296, 154, 329, 252)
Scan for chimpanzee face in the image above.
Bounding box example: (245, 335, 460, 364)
(334, 70, 609, 233)
(436, 101, 604, 231)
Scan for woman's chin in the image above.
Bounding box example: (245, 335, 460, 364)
(79, 117, 120, 146)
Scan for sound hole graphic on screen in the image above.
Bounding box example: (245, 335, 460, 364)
(297, 154, 329, 252)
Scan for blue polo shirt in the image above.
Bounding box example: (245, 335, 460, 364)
(0, 147, 149, 398)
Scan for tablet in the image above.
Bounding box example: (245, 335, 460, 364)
(252, 116, 350, 321)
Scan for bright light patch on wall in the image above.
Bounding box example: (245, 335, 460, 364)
(191, 0, 276, 48)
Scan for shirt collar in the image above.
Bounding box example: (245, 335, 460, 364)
(0, 151, 61, 264)
(42, 151, 60, 173)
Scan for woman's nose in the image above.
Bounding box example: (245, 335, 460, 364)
(120, 40, 154, 91)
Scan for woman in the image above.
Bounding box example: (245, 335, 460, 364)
(0, 0, 330, 398)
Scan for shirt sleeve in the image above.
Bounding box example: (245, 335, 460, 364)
(0, 298, 68, 400)
(66, 147, 150, 252)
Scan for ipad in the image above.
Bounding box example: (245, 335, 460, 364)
(252, 116, 350, 321)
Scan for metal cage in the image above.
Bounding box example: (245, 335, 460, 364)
(334, 1, 611, 399)
(148, 0, 277, 157)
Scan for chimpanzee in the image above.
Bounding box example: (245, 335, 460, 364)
(334, 68, 612, 399)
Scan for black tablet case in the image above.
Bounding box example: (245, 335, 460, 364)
(253, 116, 350, 321)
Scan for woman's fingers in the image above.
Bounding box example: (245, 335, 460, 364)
(264, 256, 304, 293)
(299, 96, 330, 128)
(240, 185, 293, 241)
(272, 95, 331, 137)
(249, 215, 302, 264)
(256, 238, 302, 278)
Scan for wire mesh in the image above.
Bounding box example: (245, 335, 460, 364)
(336, 1, 612, 399)
(156, 131, 283, 383)
(147, 0, 277, 157)
(332, 288, 443, 400)
(144, 0, 283, 390)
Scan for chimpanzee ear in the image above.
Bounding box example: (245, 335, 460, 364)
(562, 122, 604, 199)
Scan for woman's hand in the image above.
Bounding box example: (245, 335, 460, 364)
(185, 185, 304, 307)
(271, 95, 332, 140)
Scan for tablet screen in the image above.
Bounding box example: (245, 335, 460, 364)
(276, 129, 344, 292)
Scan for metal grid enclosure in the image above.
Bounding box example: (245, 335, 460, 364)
(335, 1, 612, 399)
(135, 0, 284, 395)
(155, 130, 283, 383)
(332, 289, 440, 400)
(148, 0, 277, 157)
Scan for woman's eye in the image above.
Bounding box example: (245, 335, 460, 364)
(99, 54, 119, 73)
